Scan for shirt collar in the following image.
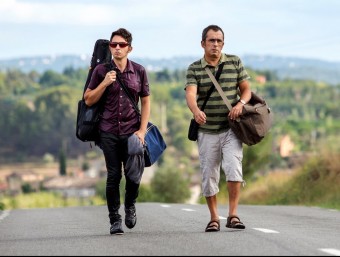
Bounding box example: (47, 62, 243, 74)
(125, 59, 135, 73)
(201, 53, 228, 68)
(112, 59, 135, 74)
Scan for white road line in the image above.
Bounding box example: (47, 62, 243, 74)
(0, 210, 10, 221)
(319, 249, 340, 256)
(219, 216, 227, 220)
(160, 204, 171, 208)
(253, 228, 280, 234)
(182, 208, 196, 212)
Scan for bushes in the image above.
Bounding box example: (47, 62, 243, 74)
(1, 192, 105, 209)
(95, 167, 192, 204)
(240, 151, 340, 210)
(150, 166, 191, 203)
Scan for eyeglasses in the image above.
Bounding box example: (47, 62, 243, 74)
(109, 42, 130, 48)
(207, 39, 224, 45)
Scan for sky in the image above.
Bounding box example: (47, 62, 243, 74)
(1, 0, 340, 62)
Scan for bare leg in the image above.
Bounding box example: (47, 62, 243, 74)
(227, 181, 241, 220)
(226, 181, 246, 229)
(206, 195, 219, 221)
(204, 195, 220, 231)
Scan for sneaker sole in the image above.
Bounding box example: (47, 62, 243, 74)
(110, 231, 124, 235)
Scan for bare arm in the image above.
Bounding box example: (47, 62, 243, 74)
(84, 70, 116, 106)
(239, 80, 252, 103)
(134, 95, 151, 145)
(185, 85, 206, 125)
(228, 80, 252, 120)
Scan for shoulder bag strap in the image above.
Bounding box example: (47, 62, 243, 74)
(116, 74, 141, 116)
(113, 63, 227, 116)
(200, 62, 225, 111)
(205, 67, 233, 111)
(107, 62, 142, 116)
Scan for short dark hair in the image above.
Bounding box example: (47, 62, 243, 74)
(202, 25, 224, 41)
(110, 28, 133, 45)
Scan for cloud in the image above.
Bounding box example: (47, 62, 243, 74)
(0, 0, 225, 27)
(1, 0, 340, 61)
(0, 0, 121, 25)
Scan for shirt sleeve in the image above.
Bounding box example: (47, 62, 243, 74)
(139, 68, 150, 97)
(236, 57, 251, 83)
(185, 64, 197, 90)
(87, 64, 105, 90)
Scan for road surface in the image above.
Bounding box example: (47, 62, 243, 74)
(0, 203, 339, 256)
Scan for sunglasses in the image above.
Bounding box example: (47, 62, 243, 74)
(109, 42, 130, 48)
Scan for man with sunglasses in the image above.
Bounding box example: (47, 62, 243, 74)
(84, 28, 150, 235)
(185, 25, 251, 232)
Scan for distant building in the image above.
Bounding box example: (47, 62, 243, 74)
(0, 182, 8, 196)
(279, 135, 295, 158)
(43, 176, 99, 198)
(6, 171, 44, 195)
(255, 75, 267, 84)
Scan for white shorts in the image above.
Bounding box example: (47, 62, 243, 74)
(198, 129, 243, 197)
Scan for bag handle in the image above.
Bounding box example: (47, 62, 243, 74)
(205, 67, 233, 111)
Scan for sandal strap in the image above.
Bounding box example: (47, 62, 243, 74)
(228, 216, 241, 223)
(206, 220, 220, 228)
(226, 215, 245, 229)
(228, 215, 241, 222)
(207, 220, 220, 226)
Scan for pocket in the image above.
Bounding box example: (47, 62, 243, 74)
(128, 82, 141, 94)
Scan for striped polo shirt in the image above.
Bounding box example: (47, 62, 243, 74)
(185, 53, 250, 133)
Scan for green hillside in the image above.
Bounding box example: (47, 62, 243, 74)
(0, 65, 339, 209)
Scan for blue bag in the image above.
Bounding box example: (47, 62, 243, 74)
(114, 72, 166, 167)
(144, 122, 167, 167)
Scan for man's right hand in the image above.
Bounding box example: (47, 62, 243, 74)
(194, 110, 207, 125)
(103, 70, 117, 87)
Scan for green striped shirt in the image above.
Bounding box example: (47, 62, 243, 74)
(185, 54, 250, 133)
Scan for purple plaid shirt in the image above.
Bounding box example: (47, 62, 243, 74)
(88, 60, 150, 135)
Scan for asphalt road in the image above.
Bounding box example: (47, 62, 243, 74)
(0, 203, 339, 256)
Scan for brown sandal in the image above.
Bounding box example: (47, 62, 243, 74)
(226, 216, 246, 229)
(205, 220, 220, 232)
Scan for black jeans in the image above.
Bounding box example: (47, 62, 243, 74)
(99, 132, 141, 224)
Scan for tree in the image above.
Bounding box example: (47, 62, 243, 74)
(34, 86, 82, 156)
(39, 70, 68, 88)
(242, 134, 273, 180)
(155, 69, 172, 82)
(59, 149, 67, 176)
(4, 69, 40, 95)
(150, 164, 191, 203)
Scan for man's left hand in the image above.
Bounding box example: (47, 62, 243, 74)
(228, 102, 244, 120)
(134, 130, 146, 145)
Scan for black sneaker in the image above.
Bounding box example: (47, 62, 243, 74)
(125, 206, 137, 229)
(110, 219, 124, 235)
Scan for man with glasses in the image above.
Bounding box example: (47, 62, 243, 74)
(185, 25, 251, 232)
(84, 28, 150, 235)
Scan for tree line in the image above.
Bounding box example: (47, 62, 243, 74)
(0, 66, 339, 181)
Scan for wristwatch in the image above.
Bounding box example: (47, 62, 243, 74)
(239, 99, 246, 105)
